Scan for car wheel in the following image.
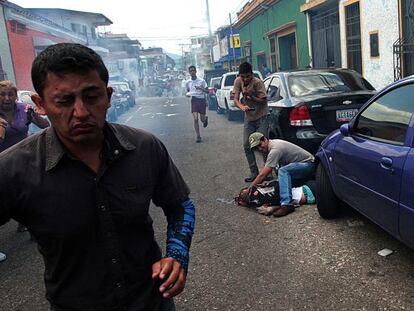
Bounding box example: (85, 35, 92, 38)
(227, 110, 236, 121)
(217, 103, 224, 114)
(316, 163, 341, 218)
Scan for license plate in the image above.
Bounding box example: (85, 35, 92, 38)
(336, 109, 358, 122)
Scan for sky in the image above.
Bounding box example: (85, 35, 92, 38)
(12, 0, 249, 54)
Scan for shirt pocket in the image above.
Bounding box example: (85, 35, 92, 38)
(112, 183, 154, 225)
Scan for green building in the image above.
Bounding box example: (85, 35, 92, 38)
(235, 0, 309, 73)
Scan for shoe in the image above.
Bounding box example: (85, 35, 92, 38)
(257, 205, 279, 216)
(273, 204, 295, 217)
(196, 136, 202, 143)
(244, 175, 258, 182)
(0, 252, 6, 262)
(203, 116, 208, 128)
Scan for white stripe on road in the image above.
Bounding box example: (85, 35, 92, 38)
(125, 106, 144, 124)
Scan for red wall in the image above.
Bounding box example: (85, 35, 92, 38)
(7, 22, 68, 91)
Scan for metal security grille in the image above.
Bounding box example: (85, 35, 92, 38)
(310, 4, 341, 68)
(393, 0, 414, 80)
(345, 2, 362, 74)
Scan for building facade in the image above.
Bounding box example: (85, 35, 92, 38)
(1, 1, 86, 90)
(236, 0, 310, 72)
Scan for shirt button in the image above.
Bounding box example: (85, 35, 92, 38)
(100, 205, 106, 211)
(114, 149, 120, 156)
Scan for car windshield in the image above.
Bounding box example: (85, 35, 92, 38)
(116, 84, 129, 92)
(224, 74, 237, 86)
(288, 72, 375, 97)
(210, 78, 220, 86)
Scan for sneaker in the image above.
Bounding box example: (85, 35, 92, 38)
(273, 204, 294, 217)
(0, 252, 6, 262)
(203, 116, 208, 128)
(196, 136, 202, 143)
(244, 175, 258, 183)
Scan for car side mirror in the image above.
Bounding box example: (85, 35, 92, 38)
(340, 123, 350, 136)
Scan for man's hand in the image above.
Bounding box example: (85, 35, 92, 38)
(240, 105, 250, 112)
(152, 257, 186, 298)
(0, 117, 7, 128)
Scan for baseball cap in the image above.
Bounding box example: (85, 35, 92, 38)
(249, 132, 264, 149)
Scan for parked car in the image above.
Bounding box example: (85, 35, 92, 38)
(264, 68, 376, 154)
(106, 103, 118, 122)
(206, 77, 221, 110)
(110, 81, 135, 107)
(17, 90, 35, 106)
(110, 85, 130, 114)
(315, 75, 414, 250)
(216, 70, 263, 121)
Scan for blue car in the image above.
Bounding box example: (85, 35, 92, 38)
(315, 75, 414, 249)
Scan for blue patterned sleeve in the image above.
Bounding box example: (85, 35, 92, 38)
(166, 198, 195, 273)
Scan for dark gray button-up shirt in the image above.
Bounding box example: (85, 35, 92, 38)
(0, 123, 190, 310)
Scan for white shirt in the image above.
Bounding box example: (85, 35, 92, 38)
(186, 77, 207, 99)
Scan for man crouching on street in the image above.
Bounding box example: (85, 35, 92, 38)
(248, 132, 315, 217)
(0, 43, 195, 310)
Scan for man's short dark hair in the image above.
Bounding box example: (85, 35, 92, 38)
(31, 43, 109, 97)
(188, 65, 196, 71)
(239, 62, 253, 74)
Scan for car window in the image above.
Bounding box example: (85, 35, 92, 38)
(353, 84, 414, 145)
(288, 72, 375, 97)
(224, 74, 237, 87)
(210, 78, 220, 87)
(267, 76, 285, 100)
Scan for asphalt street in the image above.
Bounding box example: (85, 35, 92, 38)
(1, 95, 414, 310)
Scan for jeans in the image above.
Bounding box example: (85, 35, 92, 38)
(243, 115, 269, 176)
(278, 162, 315, 205)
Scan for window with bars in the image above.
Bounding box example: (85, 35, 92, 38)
(269, 37, 277, 72)
(345, 2, 362, 73)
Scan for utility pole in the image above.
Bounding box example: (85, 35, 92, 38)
(205, 0, 213, 66)
(229, 13, 237, 71)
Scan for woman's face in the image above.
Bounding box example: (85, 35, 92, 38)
(0, 86, 17, 112)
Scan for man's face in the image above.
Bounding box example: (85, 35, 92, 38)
(0, 86, 17, 112)
(189, 67, 197, 79)
(32, 70, 112, 147)
(257, 139, 269, 153)
(240, 72, 253, 86)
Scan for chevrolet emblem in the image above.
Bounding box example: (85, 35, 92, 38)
(343, 100, 352, 105)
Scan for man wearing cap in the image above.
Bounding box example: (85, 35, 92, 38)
(249, 132, 315, 217)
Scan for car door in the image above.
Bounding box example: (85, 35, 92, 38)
(333, 83, 414, 235)
(216, 77, 224, 109)
(398, 115, 414, 248)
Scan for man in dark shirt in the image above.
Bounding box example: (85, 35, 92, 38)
(0, 43, 195, 311)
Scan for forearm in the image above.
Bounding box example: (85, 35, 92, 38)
(251, 166, 272, 187)
(166, 198, 195, 272)
(33, 114, 49, 128)
(234, 96, 245, 110)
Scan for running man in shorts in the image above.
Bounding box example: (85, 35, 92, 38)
(186, 65, 208, 143)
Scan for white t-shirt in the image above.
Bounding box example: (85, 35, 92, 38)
(292, 187, 303, 204)
(186, 77, 207, 99)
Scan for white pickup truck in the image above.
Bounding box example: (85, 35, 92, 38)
(215, 71, 263, 121)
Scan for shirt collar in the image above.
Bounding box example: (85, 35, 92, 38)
(45, 122, 136, 171)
